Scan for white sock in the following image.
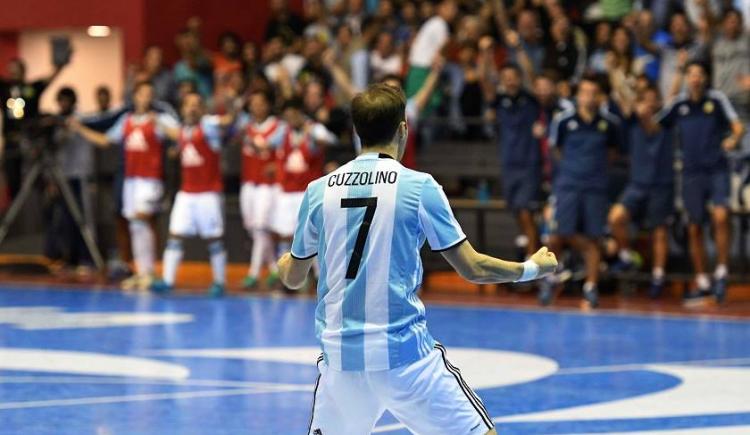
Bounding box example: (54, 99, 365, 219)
(619, 249, 633, 263)
(162, 238, 183, 286)
(263, 232, 278, 274)
(715, 264, 728, 280)
(652, 267, 665, 282)
(696, 273, 711, 290)
(129, 219, 155, 276)
(249, 229, 265, 278)
(583, 281, 597, 292)
(208, 240, 226, 285)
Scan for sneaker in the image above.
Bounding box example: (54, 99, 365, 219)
(208, 283, 225, 298)
(241, 275, 259, 290)
(150, 279, 173, 294)
(265, 271, 280, 288)
(609, 252, 643, 274)
(120, 275, 141, 291)
(537, 278, 555, 306)
(714, 278, 728, 304)
(136, 274, 155, 292)
(683, 289, 712, 308)
(649, 279, 665, 299)
(582, 287, 599, 309)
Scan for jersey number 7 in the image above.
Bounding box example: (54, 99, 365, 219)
(341, 197, 378, 279)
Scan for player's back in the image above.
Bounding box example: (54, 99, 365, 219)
(291, 152, 466, 372)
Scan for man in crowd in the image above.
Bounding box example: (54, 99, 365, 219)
(657, 61, 745, 304)
(608, 86, 674, 298)
(541, 75, 621, 308)
(0, 56, 69, 199)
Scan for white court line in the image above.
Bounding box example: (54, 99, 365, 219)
(555, 357, 750, 375)
(0, 375, 313, 391)
(0, 387, 299, 411)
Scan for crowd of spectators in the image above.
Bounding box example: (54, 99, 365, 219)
(1, 0, 750, 303)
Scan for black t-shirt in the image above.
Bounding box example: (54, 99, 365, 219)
(0, 79, 50, 136)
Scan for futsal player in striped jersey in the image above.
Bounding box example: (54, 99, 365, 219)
(278, 84, 557, 435)
(150, 92, 236, 296)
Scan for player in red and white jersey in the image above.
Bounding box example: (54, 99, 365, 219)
(272, 98, 335, 262)
(72, 82, 178, 291)
(150, 92, 235, 297)
(235, 89, 288, 290)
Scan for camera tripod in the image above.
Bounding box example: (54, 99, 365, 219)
(0, 150, 104, 271)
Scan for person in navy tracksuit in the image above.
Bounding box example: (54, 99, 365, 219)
(657, 61, 745, 304)
(491, 64, 544, 258)
(608, 85, 674, 298)
(542, 75, 621, 308)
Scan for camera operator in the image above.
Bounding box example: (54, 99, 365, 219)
(44, 87, 95, 273)
(0, 57, 69, 199)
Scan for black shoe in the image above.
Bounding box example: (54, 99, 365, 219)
(583, 287, 599, 309)
(538, 279, 554, 306)
(714, 278, 728, 304)
(649, 280, 664, 299)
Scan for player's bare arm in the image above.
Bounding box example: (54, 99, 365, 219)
(722, 120, 745, 151)
(442, 241, 558, 284)
(278, 252, 314, 290)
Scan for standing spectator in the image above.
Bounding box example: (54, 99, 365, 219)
(632, 10, 663, 83)
(588, 21, 613, 74)
(608, 86, 674, 298)
(265, 0, 305, 45)
(712, 9, 750, 144)
(46, 87, 95, 273)
(212, 32, 243, 102)
(657, 12, 708, 99)
(510, 9, 546, 75)
(125, 46, 175, 105)
(541, 75, 621, 308)
(657, 62, 745, 304)
(173, 29, 214, 100)
(370, 32, 402, 82)
(0, 56, 69, 199)
(70, 82, 180, 292)
(542, 16, 587, 82)
(486, 63, 544, 259)
(405, 0, 458, 110)
(95, 86, 112, 113)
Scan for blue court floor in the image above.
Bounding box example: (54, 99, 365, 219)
(0, 285, 749, 435)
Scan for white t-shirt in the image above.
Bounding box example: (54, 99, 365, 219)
(408, 16, 449, 67)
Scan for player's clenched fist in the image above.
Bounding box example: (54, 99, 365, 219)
(530, 247, 558, 277)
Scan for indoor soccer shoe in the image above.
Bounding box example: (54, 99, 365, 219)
(583, 287, 599, 309)
(241, 275, 258, 290)
(265, 272, 280, 288)
(208, 283, 225, 298)
(683, 289, 712, 308)
(649, 279, 665, 299)
(713, 278, 728, 304)
(150, 279, 173, 294)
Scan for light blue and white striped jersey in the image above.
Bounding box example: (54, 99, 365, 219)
(291, 152, 466, 371)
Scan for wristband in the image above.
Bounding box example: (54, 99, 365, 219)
(516, 260, 540, 282)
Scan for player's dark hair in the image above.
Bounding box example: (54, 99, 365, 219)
(282, 97, 304, 112)
(56, 86, 77, 105)
(500, 62, 522, 75)
(133, 80, 153, 94)
(724, 8, 743, 22)
(351, 83, 406, 148)
(250, 88, 273, 104)
(685, 60, 710, 80)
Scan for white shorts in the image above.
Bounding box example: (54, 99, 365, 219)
(271, 191, 305, 237)
(122, 177, 163, 220)
(168, 191, 224, 238)
(308, 344, 494, 435)
(239, 183, 278, 231)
